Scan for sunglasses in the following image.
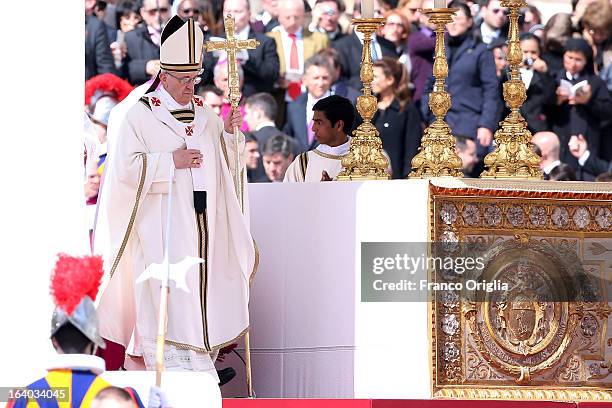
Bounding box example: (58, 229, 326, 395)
(181, 8, 201, 15)
(322, 7, 337, 16)
(145, 7, 169, 14)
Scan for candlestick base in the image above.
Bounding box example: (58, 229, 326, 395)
(337, 17, 390, 181)
(480, 0, 542, 179)
(409, 8, 463, 179)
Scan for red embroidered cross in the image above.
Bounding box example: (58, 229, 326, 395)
(185, 125, 194, 136)
(194, 98, 203, 107)
(151, 97, 161, 106)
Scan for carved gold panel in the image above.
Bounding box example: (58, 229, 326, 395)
(429, 181, 612, 401)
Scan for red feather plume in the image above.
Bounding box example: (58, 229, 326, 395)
(50, 253, 104, 315)
(84, 73, 134, 106)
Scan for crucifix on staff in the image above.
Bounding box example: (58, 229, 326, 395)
(206, 15, 260, 207)
(205, 14, 260, 398)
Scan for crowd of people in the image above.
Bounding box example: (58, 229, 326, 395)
(85, 0, 612, 185)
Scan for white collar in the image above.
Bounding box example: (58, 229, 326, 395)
(236, 25, 250, 40)
(278, 26, 302, 38)
(543, 159, 561, 174)
(307, 91, 330, 106)
(259, 11, 273, 25)
(158, 85, 192, 110)
(255, 121, 276, 131)
(316, 138, 351, 156)
(565, 71, 580, 81)
(480, 23, 500, 40)
(47, 354, 106, 375)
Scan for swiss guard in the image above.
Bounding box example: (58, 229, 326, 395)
(7, 254, 145, 407)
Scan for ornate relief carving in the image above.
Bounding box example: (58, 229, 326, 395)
(430, 185, 612, 401)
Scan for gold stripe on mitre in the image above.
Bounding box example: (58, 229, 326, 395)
(188, 18, 195, 64)
(160, 62, 201, 72)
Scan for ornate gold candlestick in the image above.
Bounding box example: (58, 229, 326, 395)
(409, 9, 462, 178)
(337, 18, 390, 181)
(480, 0, 542, 179)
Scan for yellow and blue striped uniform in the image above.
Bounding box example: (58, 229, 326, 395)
(8, 369, 143, 408)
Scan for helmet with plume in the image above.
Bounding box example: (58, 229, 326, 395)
(50, 254, 106, 349)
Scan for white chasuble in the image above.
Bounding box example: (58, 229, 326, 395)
(284, 139, 350, 182)
(94, 88, 256, 369)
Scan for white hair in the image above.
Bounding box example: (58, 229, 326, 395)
(213, 58, 244, 82)
(278, 0, 305, 11)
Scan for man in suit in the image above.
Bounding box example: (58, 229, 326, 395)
(475, 0, 508, 45)
(267, 0, 329, 103)
(260, 135, 296, 182)
(86, 0, 118, 80)
(283, 55, 334, 153)
(318, 48, 361, 104)
(122, 0, 171, 85)
(332, 0, 397, 90)
(532, 131, 563, 179)
(201, 0, 280, 96)
(244, 93, 297, 152)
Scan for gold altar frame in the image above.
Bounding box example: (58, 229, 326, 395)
(428, 180, 612, 401)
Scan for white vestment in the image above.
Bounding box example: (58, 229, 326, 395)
(283, 139, 350, 182)
(94, 86, 256, 372)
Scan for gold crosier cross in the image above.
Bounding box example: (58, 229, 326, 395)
(204, 15, 259, 398)
(205, 15, 259, 207)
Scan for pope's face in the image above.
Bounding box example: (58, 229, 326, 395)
(161, 71, 197, 105)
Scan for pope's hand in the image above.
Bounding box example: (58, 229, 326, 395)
(173, 147, 203, 169)
(224, 108, 243, 133)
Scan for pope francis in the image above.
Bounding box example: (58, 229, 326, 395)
(94, 15, 257, 377)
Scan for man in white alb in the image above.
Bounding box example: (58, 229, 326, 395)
(284, 95, 354, 182)
(94, 15, 256, 377)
